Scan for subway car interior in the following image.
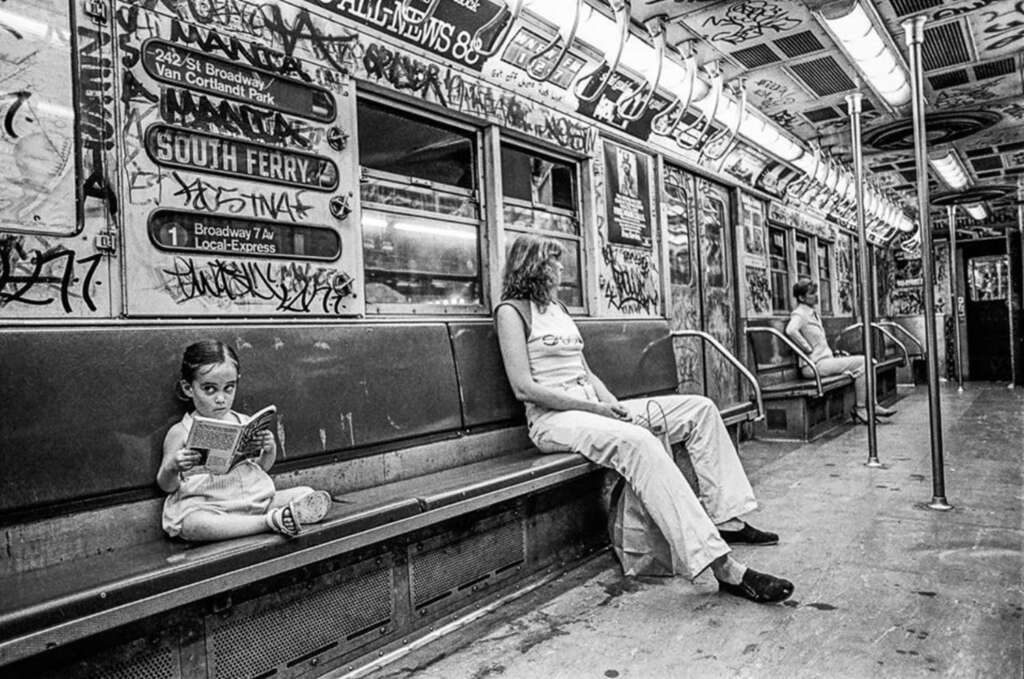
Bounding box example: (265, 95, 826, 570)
(1, 0, 1022, 677)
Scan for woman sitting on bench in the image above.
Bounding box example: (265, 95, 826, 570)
(494, 234, 793, 604)
(785, 277, 897, 423)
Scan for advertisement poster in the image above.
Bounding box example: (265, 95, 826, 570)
(603, 141, 651, 247)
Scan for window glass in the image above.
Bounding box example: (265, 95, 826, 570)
(769, 226, 789, 313)
(358, 100, 481, 308)
(501, 143, 582, 307)
(795, 234, 811, 278)
(968, 256, 1008, 301)
(817, 241, 833, 315)
(664, 168, 694, 286)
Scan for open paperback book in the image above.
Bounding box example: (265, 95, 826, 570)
(184, 405, 277, 476)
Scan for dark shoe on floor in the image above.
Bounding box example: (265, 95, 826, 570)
(717, 569, 794, 604)
(719, 523, 779, 546)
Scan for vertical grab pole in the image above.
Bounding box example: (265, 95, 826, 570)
(904, 16, 953, 510)
(947, 205, 965, 392)
(846, 92, 881, 467)
(1007, 226, 1018, 390)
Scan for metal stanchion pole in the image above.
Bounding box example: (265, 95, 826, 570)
(904, 16, 952, 510)
(1007, 226, 1018, 390)
(946, 205, 964, 392)
(845, 92, 881, 467)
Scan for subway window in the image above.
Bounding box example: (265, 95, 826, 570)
(500, 143, 583, 308)
(769, 226, 790, 313)
(358, 99, 482, 309)
(817, 240, 833, 315)
(795, 233, 811, 280)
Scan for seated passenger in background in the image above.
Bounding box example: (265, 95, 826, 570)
(494, 234, 793, 604)
(156, 340, 332, 541)
(785, 278, 897, 423)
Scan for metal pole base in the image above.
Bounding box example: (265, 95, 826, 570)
(1007, 383, 1016, 390)
(956, 386, 964, 393)
(926, 497, 954, 511)
(865, 459, 886, 469)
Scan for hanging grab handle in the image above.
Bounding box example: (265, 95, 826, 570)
(674, 61, 722, 151)
(399, 0, 440, 27)
(526, 0, 582, 82)
(616, 18, 666, 122)
(650, 43, 697, 138)
(700, 78, 747, 162)
(573, 0, 630, 102)
(472, 0, 525, 58)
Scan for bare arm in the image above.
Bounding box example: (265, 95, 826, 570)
(156, 422, 200, 493)
(495, 305, 629, 419)
(785, 312, 814, 354)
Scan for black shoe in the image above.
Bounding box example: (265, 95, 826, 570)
(719, 523, 779, 546)
(717, 568, 794, 604)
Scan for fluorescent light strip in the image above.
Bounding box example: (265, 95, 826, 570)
(928, 151, 969, 191)
(821, 2, 910, 108)
(963, 203, 987, 221)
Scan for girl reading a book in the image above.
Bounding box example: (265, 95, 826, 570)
(157, 340, 332, 540)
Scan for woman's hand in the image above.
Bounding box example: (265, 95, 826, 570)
(592, 402, 633, 422)
(172, 447, 203, 472)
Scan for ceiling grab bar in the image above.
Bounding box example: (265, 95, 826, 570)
(671, 330, 765, 422)
(650, 42, 697, 138)
(675, 61, 722, 150)
(699, 78, 747, 163)
(472, 0, 525, 58)
(399, 0, 440, 27)
(526, 0, 582, 82)
(616, 18, 666, 122)
(573, 0, 630, 102)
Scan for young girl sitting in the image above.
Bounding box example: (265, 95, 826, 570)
(157, 340, 332, 541)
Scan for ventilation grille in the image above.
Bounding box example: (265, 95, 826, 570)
(731, 43, 781, 69)
(93, 648, 176, 679)
(967, 146, 995, 157)
(971, 155, 1004, 171)
(411, 517, 525, 610)
(803, 106, 842, 122)
(774, 31, 823, 58)
(922, 22, 972, 71)
(998, 141, 1024, 153)
(890, 0, 943, 16)
(928, 70, 970, 90)
(208, 564, 393, 679)
(789, 57, 855, 96)
(974, 58, 1015, 81)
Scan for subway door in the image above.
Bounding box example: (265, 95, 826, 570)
(963, 240, 1012, 381)
(665, 166, 704, 395)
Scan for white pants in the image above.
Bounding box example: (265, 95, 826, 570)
(803, 354, 868, 406)
(528, 392, 758, 579)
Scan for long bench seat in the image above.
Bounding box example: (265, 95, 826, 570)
(0, 318, 759, 676)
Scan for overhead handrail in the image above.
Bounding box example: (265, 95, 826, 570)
(616, 18, 666, 121)
(573, 0, 630, 102)
(675, 61, 722, 150)
(699, 78, 746, 163)
(526, 0, 582, 82)
(836, 322, 911, 367)
(745, 326, 824, 397)
(472, 0, 525, 58)
(671, 330, 765, 422)
(399, 0, 439, 27)
(650, 42, 697, 138)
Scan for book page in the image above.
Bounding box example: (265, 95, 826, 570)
(187, 419, 242, 452)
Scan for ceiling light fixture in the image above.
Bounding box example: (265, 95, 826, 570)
(963, 203, 987, 221)
(820, 2, 911, 108)
(928, 151, 970, 191)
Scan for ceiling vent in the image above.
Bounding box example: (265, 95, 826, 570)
(774, 31, 823, 58)
(974, 58, 1015, 81)
(803, 106, 842, 122)
(933, 185, 1017, 205)
(970, 156, 1004, 172)
(789, 56, 855, 96)
(928, 70, 970, 90)
(922, 22, 972, 71)
(731, 44, 782, 69)
(890, 0, 943, 17)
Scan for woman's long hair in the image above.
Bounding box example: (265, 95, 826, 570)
(500, 234, 563, 305)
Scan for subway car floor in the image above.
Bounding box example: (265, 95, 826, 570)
(359, 382, 1023, 679)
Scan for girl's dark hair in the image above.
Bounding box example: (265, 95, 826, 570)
(500, 234, 564, 305)
(176, 340, 240, 401)
(792, 277, 817, 302)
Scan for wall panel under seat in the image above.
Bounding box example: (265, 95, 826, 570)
(0, 324, 461, 513)
(577, 320, 677, 398)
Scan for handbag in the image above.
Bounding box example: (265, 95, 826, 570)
(605, 400, 677, 577)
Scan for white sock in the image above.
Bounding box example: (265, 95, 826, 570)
(711, 556, 747, 585)
(716, 518, 745, 531)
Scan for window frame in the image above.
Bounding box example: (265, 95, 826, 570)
(768, 224, 791, 314)
(497, 135, 587, 314)
(816, 238, 834, 315)
(356, 94, 489, 315)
